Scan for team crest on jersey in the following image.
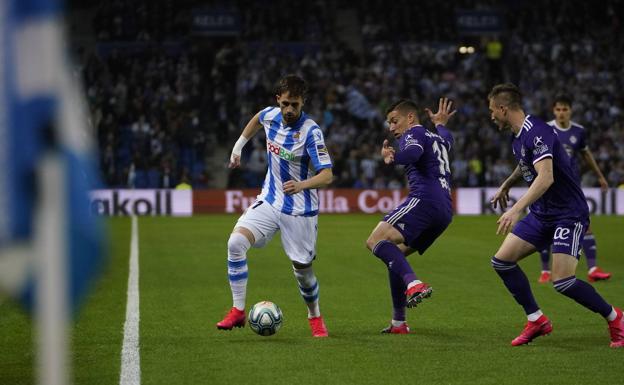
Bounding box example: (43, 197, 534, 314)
(570, 135, 577, 144)
(520, 146, 525, 157)
(293, 131, 301, 141)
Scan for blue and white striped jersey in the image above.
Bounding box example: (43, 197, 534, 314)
(256, 107, 332, 216)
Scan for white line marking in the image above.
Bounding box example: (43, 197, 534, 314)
(120, 216, 140, 385)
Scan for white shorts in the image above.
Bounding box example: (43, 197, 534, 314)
(234, 200, 318, 265)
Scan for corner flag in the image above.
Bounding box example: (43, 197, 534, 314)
(0, 0, 105, 384)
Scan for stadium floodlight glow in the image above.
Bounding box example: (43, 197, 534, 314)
(458, 46, 476, 54)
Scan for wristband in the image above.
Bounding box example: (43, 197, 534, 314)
(231, 135, 249, 157)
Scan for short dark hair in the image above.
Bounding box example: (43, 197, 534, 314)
(488, 83, 523, 109)
(275, 74, 308, 100)
(552, 94, 573, 107)
(385, 99, 419, 116)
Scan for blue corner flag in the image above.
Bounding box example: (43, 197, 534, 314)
(0, 0, 105, 314)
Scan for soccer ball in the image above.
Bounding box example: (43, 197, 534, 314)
(248, 301, 283, 336)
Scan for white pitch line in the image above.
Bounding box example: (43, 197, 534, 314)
(120, 216, 141, 385)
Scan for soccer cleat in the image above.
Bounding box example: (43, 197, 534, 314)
(308, 316, 329, 337)
(405, 282, 433, 308)
(381, 323, 410, 334)
(608, 307, 624, 348)
(511, 315, 553, 346)
(588, 267, 612, 282)
(216, 307, 246, 330)
(538, 271, 551, 284)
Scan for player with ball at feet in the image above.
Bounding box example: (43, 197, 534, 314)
(216, 74, 333, 337)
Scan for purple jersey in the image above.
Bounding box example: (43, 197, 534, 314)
(393, 125, 453, 204)
(547, 120, 587, 180)
(511, 115, 588, 222)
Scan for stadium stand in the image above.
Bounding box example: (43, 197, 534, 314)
(68, 0, 624, 189)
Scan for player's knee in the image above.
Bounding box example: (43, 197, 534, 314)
(292, 261, 312, 270)
(228, 232, 251, 259)
(365, 236, 379, 251)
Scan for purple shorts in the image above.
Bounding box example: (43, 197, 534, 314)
(383, 197, 452, 254)
(512, 213, 589, 259)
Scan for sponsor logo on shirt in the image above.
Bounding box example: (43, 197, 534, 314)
(404, 134, 420, 148)
(267, 140, 296, 161)
(519, 160, 534, 182)
(316, 144, 328, 156)
(532, 136, 549, 156)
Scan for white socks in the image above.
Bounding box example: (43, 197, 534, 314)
(293, 265, 320, 318)
(527, 309, 543, 322)
(227, 233, 251, 310)
(407, 280, 423, 290)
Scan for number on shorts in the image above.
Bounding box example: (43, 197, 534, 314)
(251, 201, 264, 209)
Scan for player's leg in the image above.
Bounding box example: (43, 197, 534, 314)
(538, 247, 551, 283)
(584, 227, 612, 282)
(492, 214, 552, 345)
(366, 221, 430, 307)
(550, 222, 623, 347)
(217, 201, 278, 330)
(280, 214, 328, 337)
(380, 243, 415, 334)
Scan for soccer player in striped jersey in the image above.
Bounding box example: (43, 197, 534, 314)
(536, 94, 611, 284)
(216, 75, 333, 337)
(488, 83, 623, 347)
(365, 98, 456, 334)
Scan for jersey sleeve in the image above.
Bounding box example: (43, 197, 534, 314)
(578, 126, 588, 151)
(305, 127, 333, 171)
(527, 123, 555, 165)
(394, 128, 425, 165)
(258, 106, 276, 126)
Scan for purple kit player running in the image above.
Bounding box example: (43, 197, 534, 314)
(537, 94, 611, 284)
(487, 83, 624, 348)
(365, 98, 456, 334)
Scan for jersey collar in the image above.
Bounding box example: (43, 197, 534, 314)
(284, 111, 306, 130)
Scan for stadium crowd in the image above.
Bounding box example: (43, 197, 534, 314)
(74, 0, 624, 189)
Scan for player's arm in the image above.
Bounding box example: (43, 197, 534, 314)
(284, 167, 333, 195)
(496, 159, 554, 234)
(491, 166, 521, 210)
(393, 143, 424, 165)
(391, 128, 426, 165)
(581, 148, 609, 192)
(228, 111, 264, 169)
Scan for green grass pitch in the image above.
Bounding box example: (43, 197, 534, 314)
(1, 215, 623, 384)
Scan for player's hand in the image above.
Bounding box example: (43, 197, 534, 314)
(496, 207, 521, 235)
(228, 153, 241, 169)
(425, 97, 457, 126)
(283, 180, 303, 195)
(381, 139, 395, 164)
(490, 187, 510, 210)
(598, 177, 609, 193)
